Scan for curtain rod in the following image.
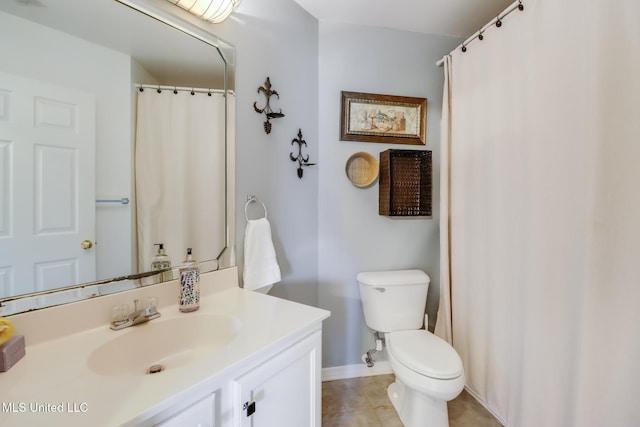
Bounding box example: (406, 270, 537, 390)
(135, 84, 230, 94)
(436, 0, 523, 67)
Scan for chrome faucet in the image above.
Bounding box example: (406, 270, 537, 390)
(110, 298, 161, 331)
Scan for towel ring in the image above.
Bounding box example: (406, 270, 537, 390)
(245, 195, 267, 221)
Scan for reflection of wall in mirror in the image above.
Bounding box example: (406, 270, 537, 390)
(0, 10, 134, 291)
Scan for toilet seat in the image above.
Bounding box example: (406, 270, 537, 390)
(388, 330, 463, 380)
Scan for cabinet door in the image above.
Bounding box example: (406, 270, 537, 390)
(233, 331, 321, 427)
(155, 393, 215, 427)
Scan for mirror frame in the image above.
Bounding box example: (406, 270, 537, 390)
(0, 0, 236, 315)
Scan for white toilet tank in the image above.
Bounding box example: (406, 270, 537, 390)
(357, 270, 429, 332)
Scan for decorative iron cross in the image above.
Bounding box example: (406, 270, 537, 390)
(290, 128, 315, 178)
(253, 77, 285, 134)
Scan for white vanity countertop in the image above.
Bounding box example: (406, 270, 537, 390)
(0, 267, 330, 427)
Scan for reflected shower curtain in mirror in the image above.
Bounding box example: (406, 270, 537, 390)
(437, 0, 640, 426)
(135, 89, 227, 274)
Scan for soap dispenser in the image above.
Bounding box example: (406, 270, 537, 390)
(179, 248, 200, 312)
(151, 243, 172, 283)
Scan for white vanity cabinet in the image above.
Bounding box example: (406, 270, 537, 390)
(231, 330, 322, 427)
(155, 394, 215, 427)
(148, 328, 323, 427)
(2, 269, 330, 427)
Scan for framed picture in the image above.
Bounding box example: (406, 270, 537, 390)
(340, 91, 426, 145)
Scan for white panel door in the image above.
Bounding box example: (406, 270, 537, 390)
(0, 71, 95, 297)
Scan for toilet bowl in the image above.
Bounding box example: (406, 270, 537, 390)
(357, 270, 465, 427)
(385, 330, 464, 426)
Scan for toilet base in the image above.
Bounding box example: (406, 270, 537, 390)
(388, 380, 450, 427)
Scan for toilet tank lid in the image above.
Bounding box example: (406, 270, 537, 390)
(357, 270, 429, 286)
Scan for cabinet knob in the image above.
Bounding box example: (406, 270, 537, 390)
(243, 401, 256, 417)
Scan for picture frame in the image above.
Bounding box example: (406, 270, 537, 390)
(340, 91, 426, 145)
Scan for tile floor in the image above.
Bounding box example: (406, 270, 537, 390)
(322, 374, 503, 427)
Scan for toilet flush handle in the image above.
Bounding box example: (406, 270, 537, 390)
(372, 287, 386, 293)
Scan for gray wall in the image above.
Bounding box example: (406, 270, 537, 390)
(215, 1, 461, 368)
(317, 22, 461, 367)
(216, 0, 320, 307)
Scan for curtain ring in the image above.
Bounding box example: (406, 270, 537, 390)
(478, 30, 484, 41)
(138, 87, 144, 92)
(461, 43, 467, 53)
(496, 15, 502, 27)
(207, 89, 212, 97)
(173, 86, 178, 94)
(518, 0, 524, 11)
(156, 85, 162, 93)
(191, 88, 195, 95)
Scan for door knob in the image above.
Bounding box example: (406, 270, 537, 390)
(81, 240, 94, 250)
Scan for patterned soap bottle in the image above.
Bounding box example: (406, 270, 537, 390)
(179, 248, 200, 312)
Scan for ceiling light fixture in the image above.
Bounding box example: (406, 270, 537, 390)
(167, 0, 242, 24)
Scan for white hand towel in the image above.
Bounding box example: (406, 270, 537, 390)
(243, 217, 281, 292)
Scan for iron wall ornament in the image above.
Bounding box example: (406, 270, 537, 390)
(253, 77, 285, 134)
(290, 128, 315, 179)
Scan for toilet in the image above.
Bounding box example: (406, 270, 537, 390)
(357, 270, 465, 427)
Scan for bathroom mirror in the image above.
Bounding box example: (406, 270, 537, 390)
(0, 0, 235, 315)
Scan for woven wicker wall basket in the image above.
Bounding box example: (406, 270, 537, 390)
(379, 149, 432, 217)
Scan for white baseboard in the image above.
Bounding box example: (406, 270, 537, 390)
(322, 361, 393, 382)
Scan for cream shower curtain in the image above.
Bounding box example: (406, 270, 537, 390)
(135, 89, 228, 273)
(435, 55, 453, 345)
(436, 0, 640, 426)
